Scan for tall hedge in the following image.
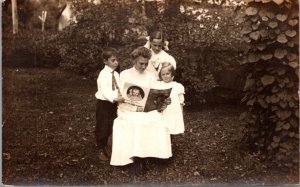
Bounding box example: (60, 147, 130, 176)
(55, 0, 244, 105)
(3, 0, 245, 106)
(241, 0, 299, 172)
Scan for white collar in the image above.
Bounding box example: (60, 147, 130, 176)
(104, 65, 115, 73)
(151, 49, 165, 56)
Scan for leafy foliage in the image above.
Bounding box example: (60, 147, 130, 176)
(241, 0, 299, 172)
(148, 1, 245, 104)
(3, 29, 61, 68)
(48, 0, 245, 104)
(3, 0, 245, 105)
(55, 0, 149, 77)
(2, 0, 65, 68)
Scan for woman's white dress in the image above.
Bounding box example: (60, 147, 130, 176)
(153, 81, 185, 134)
(110, 67, 172, 166)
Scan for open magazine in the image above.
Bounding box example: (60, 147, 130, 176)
(119, 82, 172, 112)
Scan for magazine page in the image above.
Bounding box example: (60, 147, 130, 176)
(120, 82, 151, 112)
(143, 88, 172, 112)
(120, 82, 172, 112)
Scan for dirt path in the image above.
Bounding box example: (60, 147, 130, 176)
(2, 68, 298, 185)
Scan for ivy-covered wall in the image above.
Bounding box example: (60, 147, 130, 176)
(241, 0, 299, 172)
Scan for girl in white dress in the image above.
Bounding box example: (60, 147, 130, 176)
(144, 30, 176, 79)
(154, 62, 185, 134)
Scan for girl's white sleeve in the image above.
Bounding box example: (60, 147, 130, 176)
(178, 93, 185, 104)
(177, 83, 185, 104)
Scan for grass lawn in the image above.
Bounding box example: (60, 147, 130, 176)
(2, 67, 299, 185)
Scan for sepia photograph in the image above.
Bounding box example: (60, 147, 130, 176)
(2, 0, 299, 186)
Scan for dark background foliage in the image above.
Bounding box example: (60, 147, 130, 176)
(2, 0, 247, 106)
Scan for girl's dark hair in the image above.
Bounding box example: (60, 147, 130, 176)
(159, 62, 176, 80)
(149, 30, 165, 43)
(130, 46, 152, 60)
(102, 47, 118, 61)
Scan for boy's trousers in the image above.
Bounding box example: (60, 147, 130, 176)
(95, 99, 117, 149)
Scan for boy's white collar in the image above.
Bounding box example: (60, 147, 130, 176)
(104, 65, 115, 72)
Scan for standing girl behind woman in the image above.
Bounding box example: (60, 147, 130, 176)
(144, 30, 176, 79)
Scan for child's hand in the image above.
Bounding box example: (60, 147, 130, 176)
(180, 103, 184, 111)
(157, 103, 167, 113)
(164, 97, 172, 105)
(114, 96, 125, 103)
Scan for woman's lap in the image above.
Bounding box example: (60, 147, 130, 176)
(110, 110, 172, 166)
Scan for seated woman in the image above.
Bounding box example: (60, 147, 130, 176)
(110, 46, 172, 166)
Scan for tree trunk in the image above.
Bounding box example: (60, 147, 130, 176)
(141, 0, 146, 17)
(12, 0, 18, 34)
